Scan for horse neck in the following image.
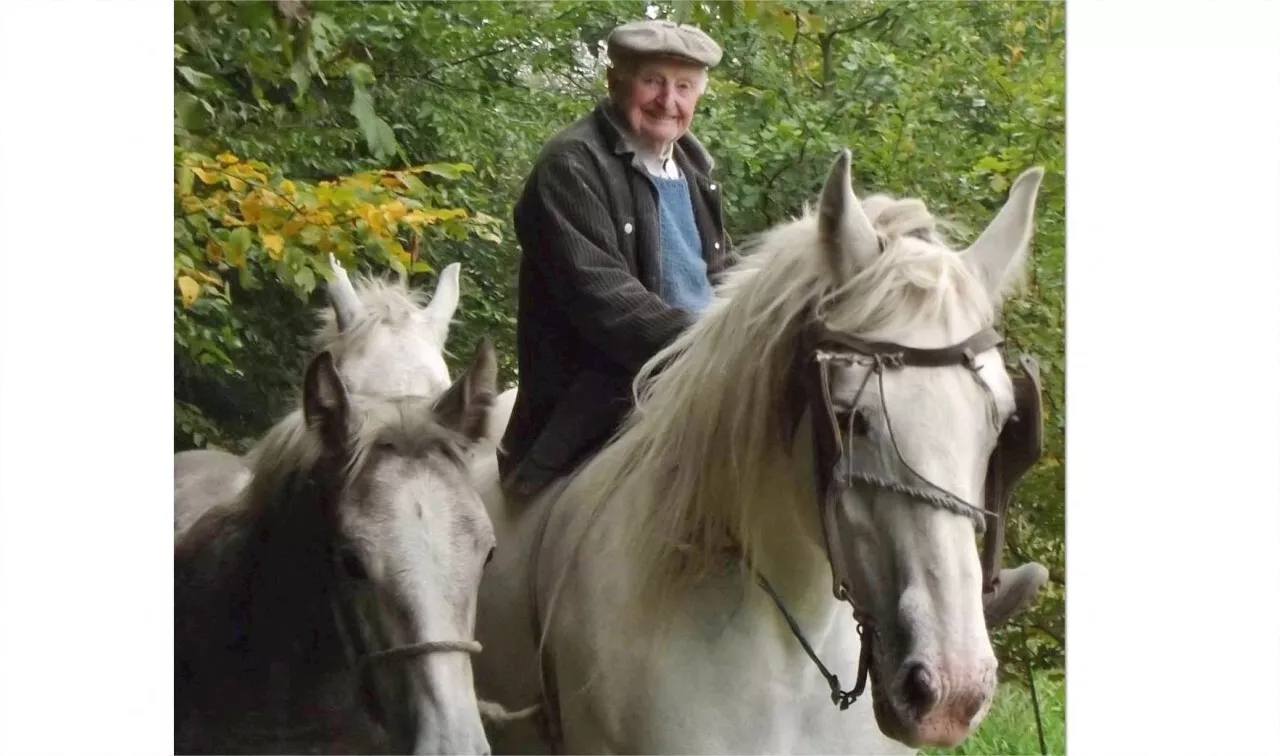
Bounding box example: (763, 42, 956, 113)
(734, 416, 844, 625)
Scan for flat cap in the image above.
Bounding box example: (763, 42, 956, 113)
(606, 19, 723, 69)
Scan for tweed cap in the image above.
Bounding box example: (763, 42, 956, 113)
(606, 19, 723, 69)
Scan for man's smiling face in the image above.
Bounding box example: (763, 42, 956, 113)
(611, 57, 707, 152)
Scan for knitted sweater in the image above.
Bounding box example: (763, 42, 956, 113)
(652, 174, 713, 313)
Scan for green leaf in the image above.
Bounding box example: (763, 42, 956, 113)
(174, 92, 210, 131)
(299, 225, 325, 245)
(310, 12, 341, 58)
(346, 61, 376, 87)
(349, 87, 399, 161)
(294, 266, 317, 294)
(975, 155, 1009, 172)
(178, 167, 195, 196)
(413, 162, 474, 180)
(176, 66, 215, 91)
(290, 57, 311, 102)
(228, 227, 252, 257)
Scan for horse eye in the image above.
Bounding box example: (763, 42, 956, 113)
(485, 548, 495, 567)
(339, 548, 368, 580)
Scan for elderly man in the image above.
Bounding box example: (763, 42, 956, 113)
(498, 19, 1048, 627)
(498, 19, 732, 500)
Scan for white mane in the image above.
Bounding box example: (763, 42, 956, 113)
(562, 193, 1000, 614)
(311, 275, 433, 361)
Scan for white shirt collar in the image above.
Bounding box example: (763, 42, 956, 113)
(636, 142, 680, 179)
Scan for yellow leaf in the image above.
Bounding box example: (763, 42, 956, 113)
(283, 217, 306, 236)
(404, 207, 467, 227)
(358, 204, 386, 234)
(221, 214, 244, 227)
(239, 196, 263, 224)
(181, 196, 203, 213)
(217, 152, 240, 165)
(382, 200, 407, 223)
(385, 238, 408, 262)
(177, 276, 201, 307)
(206, 238, 223, 264)
(263, 233, 285, 259)
(227, 177, 247, 192)
(279, 179, 296, 195)
(192, 167, 219, 184)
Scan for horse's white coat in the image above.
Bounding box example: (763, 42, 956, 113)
(473, 153, 1043, 754)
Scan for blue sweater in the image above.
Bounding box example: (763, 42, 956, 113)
(652, 175, 713, 313)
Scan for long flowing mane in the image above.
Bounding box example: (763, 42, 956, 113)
(564, 193, 999, 612)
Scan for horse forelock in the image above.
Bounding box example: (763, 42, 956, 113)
(313, 275, 433, 359)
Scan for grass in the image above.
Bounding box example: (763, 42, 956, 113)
(922, 669, 1065, 756)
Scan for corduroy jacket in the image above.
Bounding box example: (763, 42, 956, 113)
(498, 98, 737, 498)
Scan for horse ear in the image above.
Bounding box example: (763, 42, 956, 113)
(433, 337, 498, 443)
(419, 262, 461, 345)
(960, 167, 1044, 306)
(303, 351, 350, 448)
(327, 254, 366, 331)
(818, 149, 881, 284)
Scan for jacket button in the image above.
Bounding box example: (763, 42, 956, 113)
(710, 183, 717, 191)
(624, 222, 633, 234)
(714, 242, 721, 250)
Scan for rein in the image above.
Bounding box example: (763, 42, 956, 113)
(752, 568, 873, 710)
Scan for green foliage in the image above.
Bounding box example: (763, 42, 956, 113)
(174, 0, 1064, 671)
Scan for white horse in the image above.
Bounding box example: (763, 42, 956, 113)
(175, 257, 464, 538)
(176, 341, 501, 754)
(473, 151, 1045, 753)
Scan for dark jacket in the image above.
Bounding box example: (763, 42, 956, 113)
(499, 99, 736, 498)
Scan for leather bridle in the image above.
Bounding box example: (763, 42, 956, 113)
(761, 317, 1045, 710)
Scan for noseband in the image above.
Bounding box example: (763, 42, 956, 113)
(758, 318, 1044, 710)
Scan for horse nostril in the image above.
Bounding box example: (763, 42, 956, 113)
(901, 662, 939, 710)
